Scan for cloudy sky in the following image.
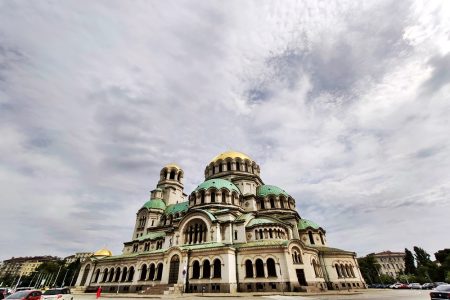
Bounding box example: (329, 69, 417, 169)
(1, 0, 449, 261)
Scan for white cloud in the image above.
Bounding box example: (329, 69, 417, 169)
(0, 0, 449, 260)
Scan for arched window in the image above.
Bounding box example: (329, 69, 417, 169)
(350, 265, 355, 277)
(259, 229, 263, 239)
(213, 259, 221, 278)
(231, 193, 235, 205)
(221, 191, 226, 203)
(203, 260, 211, 279)
(108, 267, 114, 282)
(280, 197, 285, 208)
(128, 266, 135, 281)
(192, 261, 200, 279)
(93, 269, 100, 283)
(335, 264, 341, 277)
(184, 219, 208, 245)
(267, 258, 277, 277)
(156, 263, 163, 280)
(319, 232, 324, 244)
(236, 162, 240, 171)
(170, 170, 175, 179)
(245, 260, 253, 278)
(255, 259, 264, 277)
(270, 198, 275, 208)
(255, 229, 258, 240)
(260, 199, 265, 209)
(177, 172, 181, 181)
(80, 264, 91, 286)
(341, 264, 347, 277)
(102, 268, 108, 282)
(201, 191, 205, 204)
(211, 165, 215, 175)
(148, 264, 155, 281)
(219, 163, 223, 172)
(140, 264, 147, 281)
(227, 161, 231, 171)
(121, 267, 128, 282)
(308, 231, 315, 245)
(292, 247, 302, 264)
(269, 229, 273, 238)
(210, 191, 215, 203)
(245, 163, 248, 172)
(115, 267, 121, 282)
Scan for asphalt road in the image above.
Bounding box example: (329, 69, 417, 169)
(72, 289, 431, 300)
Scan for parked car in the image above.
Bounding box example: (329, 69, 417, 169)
(409, 283, 422, 289)
(430, 284, 450, 299)
(390, 283, 408, 289)
(0, 288, 11, 300)
(424, 282, 447, 290)
(41, 288, 72, 300)
(5, 290, 41, 300)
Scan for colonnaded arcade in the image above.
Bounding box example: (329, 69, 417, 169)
(75, 151, 366, 294)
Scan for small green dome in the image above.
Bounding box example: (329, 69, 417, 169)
(298, 219, 321, 230)
(257, 185, 288, 197)
(143, 198, 166, 210)
(194, 179, 240, 194)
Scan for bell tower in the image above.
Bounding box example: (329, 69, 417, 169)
(156, 164, 185, 205)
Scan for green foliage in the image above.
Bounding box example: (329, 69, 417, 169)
(358, 254, 382, 284)
(404, 248, 416, 275)
(379, 274, 395, 284)
(414, 246, 431, 268)
(435, 249, 450, 264)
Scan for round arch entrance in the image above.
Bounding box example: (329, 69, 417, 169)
(168, 255, 180, 284)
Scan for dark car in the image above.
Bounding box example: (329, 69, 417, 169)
(425, 282, 447, 290)
(430, 284, 450, 299)
(5, 290, 41, 300)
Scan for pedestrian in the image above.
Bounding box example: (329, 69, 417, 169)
(96, 286, 102, 299)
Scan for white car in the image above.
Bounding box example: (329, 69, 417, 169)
(41, 288, 73, 300)
(408, 282, 422, 289)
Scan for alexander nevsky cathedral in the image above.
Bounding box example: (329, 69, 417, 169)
(75, 151, 366, 294)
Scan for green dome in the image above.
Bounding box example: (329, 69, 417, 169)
(143, 198, 166, 210)
(194, 179, 240, 194)
(298, 219, 321, 230)
(257, 185, 288, 197)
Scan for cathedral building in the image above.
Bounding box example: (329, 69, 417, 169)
(75, 151, 366, 293)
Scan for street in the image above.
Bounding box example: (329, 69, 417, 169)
(72, 289, 431, 300)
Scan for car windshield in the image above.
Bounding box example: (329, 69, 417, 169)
(43, 289, 62, 295)
(436, 285, 450, 292)
(6, 291, 29, 299)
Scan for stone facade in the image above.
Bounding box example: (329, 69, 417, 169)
(75, 151, 366, 293)
(373, 251, 405, 277)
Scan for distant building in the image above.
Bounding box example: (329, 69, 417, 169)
(64, 252, 93, 266)
(373, 251, 405, 277)
(0, 256, 59, 278)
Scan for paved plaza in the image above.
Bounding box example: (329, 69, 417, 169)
(73, 289, 430, 300)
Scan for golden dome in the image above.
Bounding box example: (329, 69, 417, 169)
(93, 248, 112, 257)
(164, 163, 181, 170)
(211, 151, 252, 163)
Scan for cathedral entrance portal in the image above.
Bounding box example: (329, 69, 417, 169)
(296, 269, 307, 286)
(169, 255, 180, 284)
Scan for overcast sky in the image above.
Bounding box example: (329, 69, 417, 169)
(1, 0, 449, 261)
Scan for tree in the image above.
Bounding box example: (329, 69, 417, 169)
(404, 248, 416, 275)
(358, 254, 381, 284)
(414, 246, 431, 267)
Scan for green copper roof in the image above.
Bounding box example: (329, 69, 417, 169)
(298, 219, 321, 230)
(247, 217, 282, 227)
(257, 185, 288, 197)
(235, 213, 254, 222)
(165, 201, 189, 215)
(135, 231, 166, 241)
(195, 179, 240, 194)
(143, 198, 166, 210)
